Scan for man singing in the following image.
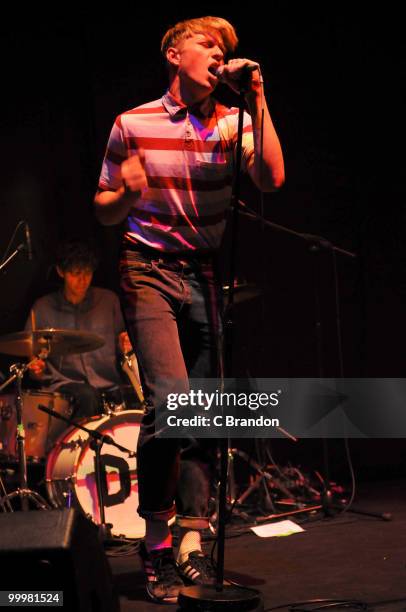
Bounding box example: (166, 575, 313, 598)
(94, 16, 284, 603)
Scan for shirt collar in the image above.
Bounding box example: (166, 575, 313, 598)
(162, 91, 215, 119)
(58, 286, 93, 310)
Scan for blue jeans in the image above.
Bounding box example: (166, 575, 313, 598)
(119, 247, 221, 527)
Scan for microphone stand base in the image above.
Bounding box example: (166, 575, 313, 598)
(177, 585, 263, 611)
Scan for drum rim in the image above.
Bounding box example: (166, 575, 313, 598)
(22, 389, 73, 401)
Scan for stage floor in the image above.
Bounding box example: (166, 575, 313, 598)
(108, 479, 406, 611)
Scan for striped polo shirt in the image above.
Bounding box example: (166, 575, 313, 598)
(98, 91, 254, 253)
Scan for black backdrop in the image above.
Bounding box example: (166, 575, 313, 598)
(1, 5, 405, 481)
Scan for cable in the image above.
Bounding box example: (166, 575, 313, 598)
(104, 537, 140, 557)
(264, 598, 370, 611)
(337, 437, 356, 514)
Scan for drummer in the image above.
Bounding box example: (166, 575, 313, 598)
(25, 240, 133, 417)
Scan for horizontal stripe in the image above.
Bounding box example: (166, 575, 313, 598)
(124, 106, 165, 115)
(147, 174, 232, 192)
(124, 136, 233, 153)
(142, 186, 232, 207)
(143, 154, 232, 173)
(106, 148, 126, 165)
(129, 207, 226, 228)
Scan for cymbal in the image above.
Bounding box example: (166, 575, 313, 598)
(222, 283, 262, 304)
(0, 329, 105, 358)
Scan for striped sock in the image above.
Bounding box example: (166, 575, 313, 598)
(145, 519, 172, 553)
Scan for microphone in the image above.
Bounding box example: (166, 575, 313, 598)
(24, 222, 33, 261)
(214, 62, 259, 82)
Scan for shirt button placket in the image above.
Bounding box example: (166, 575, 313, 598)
(185, 115, 193, 150)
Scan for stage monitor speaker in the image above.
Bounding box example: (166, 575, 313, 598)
(0, 508, 120, 611)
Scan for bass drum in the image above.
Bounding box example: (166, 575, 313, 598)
(46, 410, 145, 538)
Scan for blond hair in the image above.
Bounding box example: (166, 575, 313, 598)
(161, 16, 238, 57)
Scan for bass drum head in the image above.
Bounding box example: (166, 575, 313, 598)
(46, 410, 145, 538)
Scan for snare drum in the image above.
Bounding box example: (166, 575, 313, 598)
(0, 390, 72, 462)
(45, 410, 145, 538)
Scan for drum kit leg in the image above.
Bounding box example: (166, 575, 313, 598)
(0, 359, 50, 510)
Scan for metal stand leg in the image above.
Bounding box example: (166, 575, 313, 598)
(0, 364, 50, 511)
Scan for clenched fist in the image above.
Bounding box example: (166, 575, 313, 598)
(121, 149, 148, 193)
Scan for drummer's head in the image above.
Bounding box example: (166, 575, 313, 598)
(56, 241, 99, 305)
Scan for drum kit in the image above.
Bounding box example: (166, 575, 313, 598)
(0, 329, 145, 538)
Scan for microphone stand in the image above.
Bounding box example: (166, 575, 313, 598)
(0, 219, 31, 274)
(237, 202, 391, 521)
(239, 203, 353, 513)
(37, 404, 136, 542)
(0, 244, 29, 273)
(178, 78, 263, 611)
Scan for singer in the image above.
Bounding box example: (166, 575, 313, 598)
(94, 15, 284, 604)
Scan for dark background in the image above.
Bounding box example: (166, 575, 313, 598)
(0, 5, 405, 484)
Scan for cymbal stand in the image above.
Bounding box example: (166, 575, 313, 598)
(228, 444, 276, 513)
(0, 469, 13, 512)
(0, 355, 50, 511)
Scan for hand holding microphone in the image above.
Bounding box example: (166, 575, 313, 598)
(214, 58, 261, 93)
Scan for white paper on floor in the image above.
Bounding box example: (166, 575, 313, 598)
(251, 519, 304, 538)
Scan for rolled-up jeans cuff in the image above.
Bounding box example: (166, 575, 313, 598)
(177, 515, 210, 530)
(138, 504, 176, 523)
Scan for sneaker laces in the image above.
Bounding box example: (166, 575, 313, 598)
(152, 551, 181, 585)
(187, 551, 217, 578)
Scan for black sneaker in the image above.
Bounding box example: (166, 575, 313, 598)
(139, 541, 185, 604)
(177, 550, 217, 586)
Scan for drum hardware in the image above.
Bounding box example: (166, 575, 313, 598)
(0, 468, 14, 513)
(59, 439, 87, 451)
(222, 280, 262, 305)
(101, 392, 125, 416)
(0, 328, 105, 512)
(38, 403, 136, 542)
(44, 477, 75, 508)
(121, 350, 144, 405)
(0, 356, 51, 511)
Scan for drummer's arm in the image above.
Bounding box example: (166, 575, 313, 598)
(25, 306, 47, 379)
